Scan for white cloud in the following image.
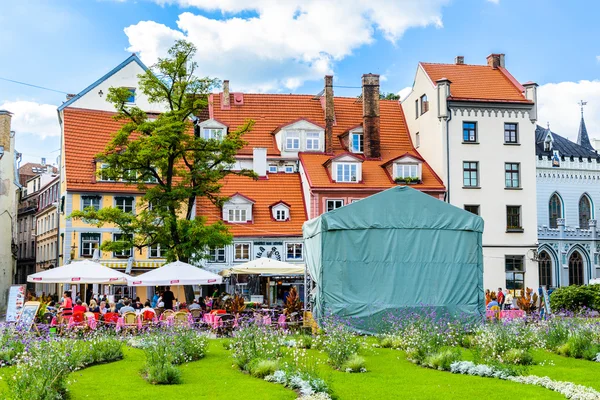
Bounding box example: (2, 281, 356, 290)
(397, 86, 412, 102)
(0, 101, 60, 139)
(538, 80, 600, 142)
(486, 0, 500, 3)
(596, 55, 600, 63)
(125, 0, 449, 92)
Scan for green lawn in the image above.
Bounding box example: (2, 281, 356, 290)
(3, 340, 598, 399)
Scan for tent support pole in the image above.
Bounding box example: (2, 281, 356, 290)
(266, 277, 270, 307)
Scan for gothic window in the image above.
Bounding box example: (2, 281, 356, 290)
(549, 194, 562, 229)
(579, 195, 592, 229)
(538, 251, 552, 288)
(568, 251, 584, 286)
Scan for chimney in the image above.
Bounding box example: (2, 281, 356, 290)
(436, 78, 452, 120)
(0, 110, 13, 153)
(486, 53, 505, 69)
(362, 74, 381, 159)
(523, 81, 538, 122)
(252, 147, 267, 177)
(41, 157, 46, 166)
(455, 56, 464, 65)
(324, 75, 334, 153)
(221, 80, 230, 110)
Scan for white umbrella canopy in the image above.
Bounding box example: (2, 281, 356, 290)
(27, 260, 131, 284)
(128, 260, 223, 286)
(225, 258, 305, 276)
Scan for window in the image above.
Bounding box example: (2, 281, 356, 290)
(113, 233, 132, 257)
(463, 162, 479, 187)
(115, 196, 134, 213)
(234, 243, 250, 261)
(286, 243, 303, 260)
(326, 199, 344, 212)
(149, 245, 161, 258)
(284, 165, 294, 173)
(464, 205, 480, 215)
(285, 131, 300, 150)
(268, 164, 278, 173)
(415, 99, 419, 119)
(538, 251, 552, 288)
(209, 247, 226, 263)
(275, 209, 288, 221)
(141, 170, 158, 183)
(396, 164, 418, 180)
(463, 122, 477, 143)
(579, 195, 592, 229)
(82, 195, 102, 211)
(549, 194, 562, 229)
(415, 132, 420, 148)
(100, 164, 113, 181)
(306, 132, 320, 150)
(202, 128, 222, 140)
(336, 163, 358, 182)
(351, 132, 364, 153)
(505, 255, 525, 293)
(420, 94, 429, 114)
(506, 206, 522, 231)
(126, 88, 135, 103)
(227, 209, 247, 223)
(504, 123, 518, 144)
(80, 233, 100, 257)
(505, 163, 520, 188)
(122, 169, 136, 182)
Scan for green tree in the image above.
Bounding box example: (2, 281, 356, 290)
(70, 40, 255, 292)
(380, 92, 401, 100)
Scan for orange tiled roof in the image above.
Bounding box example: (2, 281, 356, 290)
(420, 63, 531, 103)
(196, 174, 306, 237)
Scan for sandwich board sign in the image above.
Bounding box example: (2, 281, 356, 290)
(6, 285, 26, 322)
(16, 301, 41, 333)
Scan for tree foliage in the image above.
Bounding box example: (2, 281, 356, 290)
(380, 92, 401, 100)
(70, 40, 255, 263)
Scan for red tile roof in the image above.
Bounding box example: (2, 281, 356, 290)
(420, 63, 531, 103)
(196, 173, 306, 237)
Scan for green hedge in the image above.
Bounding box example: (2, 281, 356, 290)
(550, 285, 600, 312)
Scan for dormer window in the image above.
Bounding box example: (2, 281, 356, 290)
(202, 128, 223, 140)
(223, 193, 254, 223)
(268, 164, 278, 173)
(336, 163, 358, 182)
(385, 153, 423, 183)
(286, 131, 300, 150)
(351, 131, 364, 153)
(306, 132, 320, 150)
(197, 119, 228, 141)
(276, 120, 324, 153)
(396, 164, 418, 180)
(271, 201, 291, 221)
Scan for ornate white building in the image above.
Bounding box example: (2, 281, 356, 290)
(536, 110, 600, 287)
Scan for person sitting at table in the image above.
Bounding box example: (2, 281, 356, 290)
(486, 294, 499, 310)
(99, 301, 108, 314)
(115, 299, 125, 313)
(188, 299, 201, 311)
(73, 300, 87, 314)
(140, 301, 156, 319)
(108, 302, 117, 313)
(89, 299, 100, 313)
(119, 299, 136, 315)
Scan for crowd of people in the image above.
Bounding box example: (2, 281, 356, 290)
(485, 287, 514, 310)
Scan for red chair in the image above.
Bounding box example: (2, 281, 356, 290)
(104, 312, 119, 324)
(72, 312, 85, 324)
(93, 313, 100, 321)
(142, 310, 156, 322)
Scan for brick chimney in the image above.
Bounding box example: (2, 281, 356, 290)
(221, 80, 231, 110)
(362, 74, 381, 159)
(486, 53, 505, 69)
(455, 56, 464, 65)
(324, 75, 334, 154)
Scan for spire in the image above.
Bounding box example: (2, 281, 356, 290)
(577, 100, 593, 150)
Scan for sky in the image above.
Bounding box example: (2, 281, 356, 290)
(0, 0, 599, 164)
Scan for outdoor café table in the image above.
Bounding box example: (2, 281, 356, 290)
(485, 309, 525, 319)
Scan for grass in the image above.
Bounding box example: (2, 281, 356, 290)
(2, 339, 599, 399)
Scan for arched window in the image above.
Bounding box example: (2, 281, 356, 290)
(549, 194, 562, 228)
(538, 251, 552, 288)
(579, 195, 591, 229)
(568, 251, 584, 286)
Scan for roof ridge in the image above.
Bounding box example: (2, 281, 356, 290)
(420, 61, 493, 68)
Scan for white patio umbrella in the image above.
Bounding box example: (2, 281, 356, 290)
(224, 258, 305, 276)
(127, 260, 223, 286)
(27, 260, 131, 284)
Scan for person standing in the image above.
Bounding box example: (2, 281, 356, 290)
(162, 286, 175, 310)
(497, 288, 505, 310)
(60, 291, 73, 318)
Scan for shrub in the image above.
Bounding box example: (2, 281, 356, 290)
(341, 354, 366, 373)
(503, 348, 534, 366)
(550, 285, 600, 312)
(319, 318, 362, 369)
(146, 363, 182, 385)
(296, 334, 313, 349)
(231, 325, 283, 371)
(423, 348, 462, 371)
(250, 359, 279, 378)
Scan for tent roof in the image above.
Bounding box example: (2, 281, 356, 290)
(225, 258, 305, 276)
(27, 260, 131, 284)
(303, 186, 483, 238)
(128, 261, 222, 286)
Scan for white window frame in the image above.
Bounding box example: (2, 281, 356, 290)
(326, 199, 344, 212)
(275, 209, 287, 221)
(208, 247, 226, 263)
(284, 165, 295, 173)
(80, 233, 100, 257)
(335, 163, 358, 182)
(350, 131, 364, 153)
(202, 128, 223, 140)
(285, 131, 300, 151)
(115, 196, 135, 213)
(395, 164, 419, 180)
(268, 164, 278, 174)
(82, 195, 102, 211)
(305, 131, 320, 151)
(227, 208, 248, 223)
(234, 242, 251, 261)
(113, 233, 133, 258)
(148, 244, 161, 258)
(99, 164, 114, 182)
(286, 242, 303, 261)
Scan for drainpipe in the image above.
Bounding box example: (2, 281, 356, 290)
(445, 108, 452, 203)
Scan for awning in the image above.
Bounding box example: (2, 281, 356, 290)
(224, 258, 305, 276)
(27, 260, 131, 284)
(127, 261, 223, 286)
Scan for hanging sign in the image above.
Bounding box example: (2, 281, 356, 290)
(255, 241, 283, 261)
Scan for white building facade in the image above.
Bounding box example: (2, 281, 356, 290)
(403, 54, 539, 294)
(536, 117, 600, 287)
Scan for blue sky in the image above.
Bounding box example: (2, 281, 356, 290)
(1, 0, 598, 163)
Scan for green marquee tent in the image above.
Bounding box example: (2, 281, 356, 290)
(303, 186, 484, 333)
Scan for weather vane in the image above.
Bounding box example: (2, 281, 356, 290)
(579, 100, 587, 116)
